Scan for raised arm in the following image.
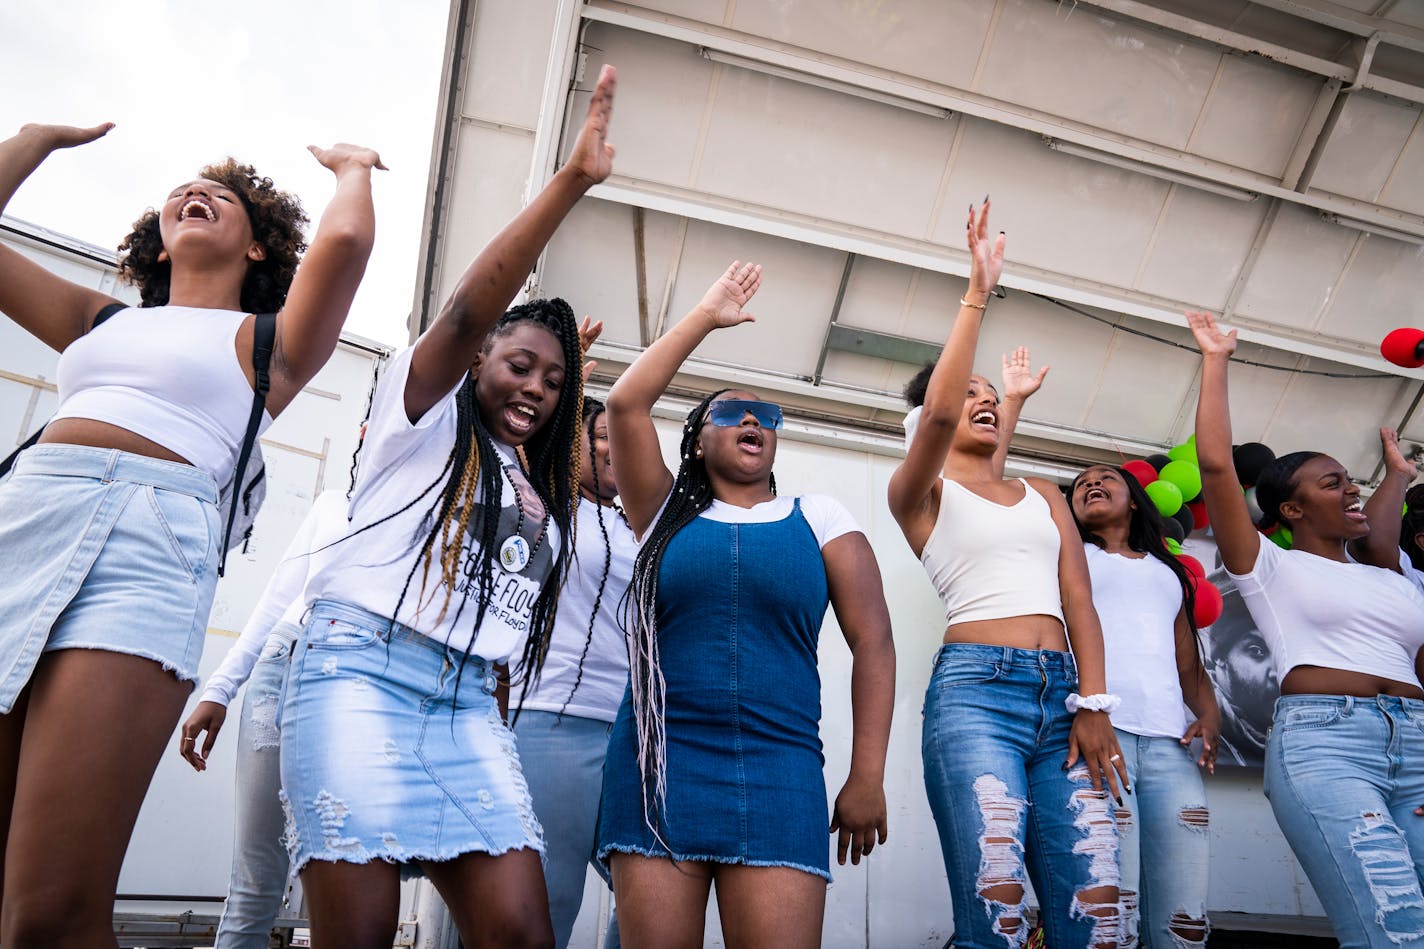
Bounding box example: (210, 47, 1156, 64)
(1033, 480, 1127, 802)
(0, 122, 122, 351)
(887, 201, 1003, 528)
(822, 531, 895, 866)
(1187, 311, 1260, 576)
(404, 65, 617, 422)
(265, 143, 385, 414)
(1351, 428, 1418, 573)
(605, 261, 761, 535)
(991, 345, 1048, 479)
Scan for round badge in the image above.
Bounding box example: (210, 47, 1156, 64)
(500, 534, 530, 572)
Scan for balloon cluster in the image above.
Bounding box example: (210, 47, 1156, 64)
(1121, 435, 1236, 629)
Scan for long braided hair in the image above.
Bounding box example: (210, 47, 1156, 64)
(376, 299, 584, 702)
(625, 389, 776, 827)
(556, 398, 618, 718)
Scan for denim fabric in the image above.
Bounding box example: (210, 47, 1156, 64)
(215, 623, 300, 949)
(0, 445, 219, 711)
(280, 600, 542, 877)
(514, 709, 617, 949)
(922, 643, 1120, 949)
(1264, 694, 1424, 949)
(598, 501, 832, 880)
(1112, 728, 1210, 948)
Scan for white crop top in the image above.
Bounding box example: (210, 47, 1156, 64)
(1085, 545, 1188, 739)
(920, 478, 1065, 627)
(1229, 540, 1424, 687)
(53, 305, 273, 483)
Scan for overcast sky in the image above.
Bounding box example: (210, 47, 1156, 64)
(0, 0, 449, 346)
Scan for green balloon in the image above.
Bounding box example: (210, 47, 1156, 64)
(1159, 460, 1202, 501)
(1165, 537, 1183, 555)
(1270, 526, 1294, 550)
(1167, 442, 1198, 464)
(1145, 479, 1184, 517)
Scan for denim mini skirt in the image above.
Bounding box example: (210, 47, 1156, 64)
(279, 599, 544, 877)
(0, 445, 219, 711)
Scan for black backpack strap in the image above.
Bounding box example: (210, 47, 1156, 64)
(219, 312, 277, 576)
(0, 302, 129, 479)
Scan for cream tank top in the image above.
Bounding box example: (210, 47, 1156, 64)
(53, 305, 274, 484)
(919, 478, 1065, 628)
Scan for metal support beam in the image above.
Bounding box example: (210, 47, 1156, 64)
(1249, 0, 1424, 56)
(1281, 79, 1343, 190)
(812, 253, 856, 384)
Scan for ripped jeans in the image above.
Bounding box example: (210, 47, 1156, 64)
(922, 644, 1121, 949)
(1264, 694, 1424, 949)
(1112, 729, 1209, 949)
(215, 623, 300, 949)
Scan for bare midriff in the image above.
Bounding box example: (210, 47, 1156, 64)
(944, 613, 1069, 652)
(1282, 665, 1424, 701)
(38, 418, 192, 467)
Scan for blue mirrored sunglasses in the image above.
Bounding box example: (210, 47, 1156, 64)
(705, 399, 783, 430)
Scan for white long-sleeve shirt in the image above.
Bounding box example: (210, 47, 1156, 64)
(197, 490, 350, 706)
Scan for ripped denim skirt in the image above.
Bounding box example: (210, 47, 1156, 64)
(278, 599, 543, 878)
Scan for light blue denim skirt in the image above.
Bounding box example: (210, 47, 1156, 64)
(0, 445, 219, 712)
(279, 599, 544, 878)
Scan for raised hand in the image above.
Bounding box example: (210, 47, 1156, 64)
(1001, 346, 1049, 402)
(1186, 310, 1236, 358)
(308, 143, 387, 175)
(20, 121, 114, 151)
(695, 261, 761, 330)
(966, 198, 1005, 300)
(579, 315, 604, 382)
(566, 64, 616, 188)
(1380, 427, 1418, 481)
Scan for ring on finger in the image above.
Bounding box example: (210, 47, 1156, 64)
(182, 737, 195, 744)
(1109, 753, 1122, 762)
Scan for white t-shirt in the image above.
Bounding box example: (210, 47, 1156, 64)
(700, 495, 860, 547)
(1084, 544, 1189, 739)
(304, 348, 561, 662)
(1229, 540, 1424, 687)
(199, 490, 350, 707)
(520, 496, 637, 722)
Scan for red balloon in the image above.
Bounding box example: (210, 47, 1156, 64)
(1187, 499, 1209, 531)
(1382, 328, 1424, 369)
(1122, 460, 1158, 487)
(1177, 553, 1206, 580)
(1191, 578, 1224, 628)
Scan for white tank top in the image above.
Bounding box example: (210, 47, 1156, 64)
(53, 305, 273, 484)
(1085, 544, 1189, 739)
(920, 478, 1065, 628)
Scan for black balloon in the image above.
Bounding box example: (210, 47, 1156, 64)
(1233, 442, 1276, 486)
(1145, 453, 1172, 472)
(1162, 511, 1186, 542)
(1173, 504, 1195, 538)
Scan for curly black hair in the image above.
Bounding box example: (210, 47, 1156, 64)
(117, 158, 309, 314)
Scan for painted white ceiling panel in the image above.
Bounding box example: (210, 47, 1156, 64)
(1310, 93, 1420, 201)
(1233, 202, 1358, 330)
(1378, 115, 1424, 215)
(538, 199, 645, 345)
(696, 69, 959, 238)
(1314, 236, 1424, 342)
(577, 25, 714, 186)
(931, 120, 1173, 288)
(1187, 54, 1321, 176)
(432, 124, 534, 307)
(1134, 186, 1268, 306)
(1261, 371, 1412, 468)
(623, 0, 728, 23)
(728, 0, 996, 91)
(461, 0, 560, 129)
(978, 0, 1219, 151)
(1079, 324, 1204, 442)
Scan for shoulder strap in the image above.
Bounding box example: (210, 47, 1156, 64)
(219, 312, 277, 577)
(0, 302, 130, 479)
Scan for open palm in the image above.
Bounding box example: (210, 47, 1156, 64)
(696, 261, 762, 329)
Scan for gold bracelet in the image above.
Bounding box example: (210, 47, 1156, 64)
(960, 296, 987, 310)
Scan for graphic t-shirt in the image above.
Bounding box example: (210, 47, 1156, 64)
(304, 347, 560, 662)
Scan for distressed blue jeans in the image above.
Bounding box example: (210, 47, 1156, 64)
(922, 643, 1121, 949)
(215, 623, 300, 949)
(1112, 729, 1210, 948)
(1264, 694, 1424, 949)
